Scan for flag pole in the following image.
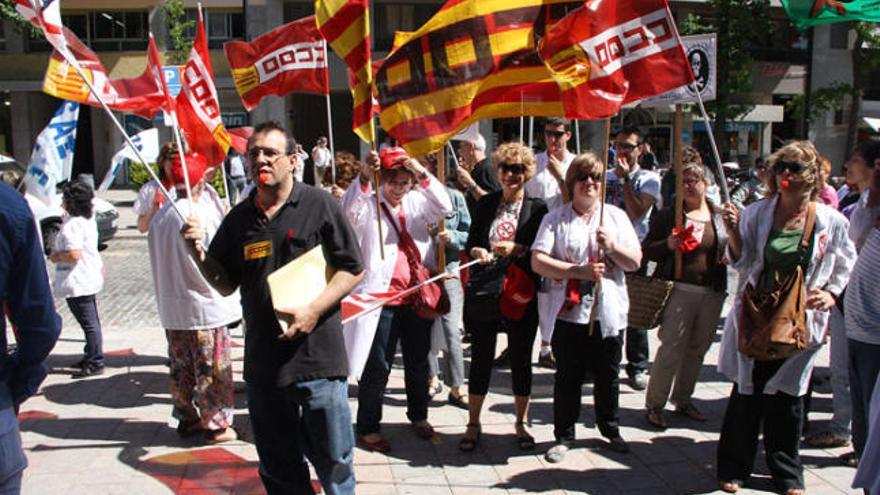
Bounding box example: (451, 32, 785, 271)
(588, 117, 612, 337)
(528, 116, 534, 148)
(436, 145, 446, 270)
(372, 117, 385, 260)
(447, 142, 459, 169)
(323, 40, 337, 185)
(519, 91, 524, 142)
(575, 120, 581, 154)
(57, 52, 183, 222)
(673, 104, 684, 280)
(169, 111, 193, 203)
(664, 3, 729, 202)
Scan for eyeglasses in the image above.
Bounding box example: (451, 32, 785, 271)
(499, 163, 527, 175)
(774, 161, 804, 175)
(544, 130, 566, 138)
(575, 172, 603, 183)
(248, 146, 286, 161)
(616, 142, 637, 150)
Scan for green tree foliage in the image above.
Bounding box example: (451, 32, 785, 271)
(785, 81, 860, 123)
(0, 0, 40, 36)
(680, 0, 771, 161)
(162, 0, 194, 65)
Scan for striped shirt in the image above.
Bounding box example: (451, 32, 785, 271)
(845, 194, 880, 345)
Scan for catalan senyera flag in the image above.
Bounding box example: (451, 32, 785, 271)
(538, 0, 693, 119)
(374, 0, 580, 156)
(225, 16, 329, 111)
(176, 11, 231, 168)
(315, 0, 375, 143)
(41, 27, 166, 118)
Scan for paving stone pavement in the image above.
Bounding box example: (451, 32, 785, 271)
(11, 190, 862, 494)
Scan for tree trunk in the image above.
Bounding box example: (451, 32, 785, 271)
(846, 31, 864, 154)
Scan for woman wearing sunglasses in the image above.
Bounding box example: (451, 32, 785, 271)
(530, 152, 642, 462)
(459, 142, 548, 452)
(716, 141, 856, 495)
(642, 163, 732, 429)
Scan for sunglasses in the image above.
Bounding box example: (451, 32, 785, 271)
(499, 163, 527, 175)
(575, 172, 603, 183)
(544, 130, 566, 138)
(774, 161, 804, 175)
(616, 142, 637, 150)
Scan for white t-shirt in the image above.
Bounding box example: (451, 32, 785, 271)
(605, 167, 661, 242)
(312, 146, 331, 172)
(531, 204, 640, 336)
(53, 215, 104, 298)
(525, 151, 575, 211)
(147, 197, 241, 330)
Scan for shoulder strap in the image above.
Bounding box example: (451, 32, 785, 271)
(379, 202, 401, 237)
(800, 202, 817, 250)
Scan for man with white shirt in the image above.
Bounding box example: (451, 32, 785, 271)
(605, 126, 662, 391)
(311, 136, 332, 185)
(525, 117, 576, 369)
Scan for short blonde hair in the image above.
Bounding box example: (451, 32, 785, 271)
(766, 140, 821, 200)
(492, 142, 536, 181)
(564, 152, 603, 198)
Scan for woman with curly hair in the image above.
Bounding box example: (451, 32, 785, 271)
(49, 180, 105, 378)
(716, 141, 856, 494)
(459, 142, 548, 452)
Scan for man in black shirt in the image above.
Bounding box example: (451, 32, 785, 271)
(455, 133, 502, 212)
(182, 121, 364, 495)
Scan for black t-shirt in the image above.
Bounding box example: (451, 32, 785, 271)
(466, 157, 502, 212)
(208, 183, 364, 387)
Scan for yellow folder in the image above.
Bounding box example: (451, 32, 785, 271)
(267, 245, 336, 329)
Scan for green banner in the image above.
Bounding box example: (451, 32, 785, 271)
(781, 0, 880, 30)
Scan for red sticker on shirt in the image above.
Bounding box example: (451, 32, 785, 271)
(495, 221, 516, 241)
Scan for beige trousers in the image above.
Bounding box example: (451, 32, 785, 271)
(645, 282, 725, 409)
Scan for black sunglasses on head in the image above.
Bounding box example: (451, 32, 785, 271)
(774, 161, 804, 175)
(499, 163, 527, 175)
(544, 130, 566, 138)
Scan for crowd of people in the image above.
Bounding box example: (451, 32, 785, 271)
(2, 117, 879, 495)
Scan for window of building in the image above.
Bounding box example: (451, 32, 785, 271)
(183, 9, 244, 49)
(829, 23, 850, 50)
(284, 2, 313, 22)
(374, 4, 440, 51)
(27, 11, 147, 51)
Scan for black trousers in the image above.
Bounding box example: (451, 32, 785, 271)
(552, 320, 622, 442)
(717, 359, 804, 491)
(468, 312, 538, 397)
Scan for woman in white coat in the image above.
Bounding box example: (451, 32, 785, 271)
(716, 141, 856, 495)
(341, 147, 452, 453)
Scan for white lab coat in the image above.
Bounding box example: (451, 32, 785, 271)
(340, 175, 453, 379)
(718, 196, 856, 396)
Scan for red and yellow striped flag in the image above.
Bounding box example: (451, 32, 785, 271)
(315, 0, 375, 144)
(375, 0, 579, 156)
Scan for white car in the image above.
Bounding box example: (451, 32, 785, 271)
(1, 155, 119, 253)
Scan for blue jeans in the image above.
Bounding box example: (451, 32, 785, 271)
(828, 307, 851, 435)
(357, 305, 432, 435)
(246, 378, 355, 495)
(0, 385, 26, 495)
(848, 338, 880, 458)
(65, 295, 103, 367)
(428, 273, 465, 388)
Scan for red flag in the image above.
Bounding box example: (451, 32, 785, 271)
(225, 16, 329, 111)
(41, 27, 166, 118)
(16, 0, 66, 53)
(147, 34, 176, 113)
(228, 127, 254, 155)
(341, 292, 403, 323)
(538, 0, 692, 119)
(176, 11, 231, 167)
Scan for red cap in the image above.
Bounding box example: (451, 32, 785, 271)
(170, 153, 210, 188)
(380, 146, 409, 169)
(499, 264, 536, 321)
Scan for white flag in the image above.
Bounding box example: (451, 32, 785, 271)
(24, 100, 79, 204)
(97, 128, 159, 192)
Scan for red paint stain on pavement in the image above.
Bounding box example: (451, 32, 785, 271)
(17, 410, 57, 422)
(140, 447, 322, 494)
(105, 348, 136, 357)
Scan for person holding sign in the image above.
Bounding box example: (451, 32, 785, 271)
(181, 121, 364, 495)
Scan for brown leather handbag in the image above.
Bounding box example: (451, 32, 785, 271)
(737, 203, 816, 361)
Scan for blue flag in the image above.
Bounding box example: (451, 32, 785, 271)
(25, 100, 80, 204)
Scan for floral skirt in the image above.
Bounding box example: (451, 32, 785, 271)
(165, 327, 234, 431)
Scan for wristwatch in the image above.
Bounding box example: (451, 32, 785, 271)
(466, 182, 478, 194)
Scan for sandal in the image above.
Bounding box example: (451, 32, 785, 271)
(459, 423, 481, 452)
(515, 422, 535, 451)
(206, 427, 239, 445)
(646, 407, 667, 429)
(719, 481, 741, 493)
(675, 403, 707, 422)
(358, 433, 391, 453)
(805, 430, 850, 448)
(840, 451, 859, 467)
